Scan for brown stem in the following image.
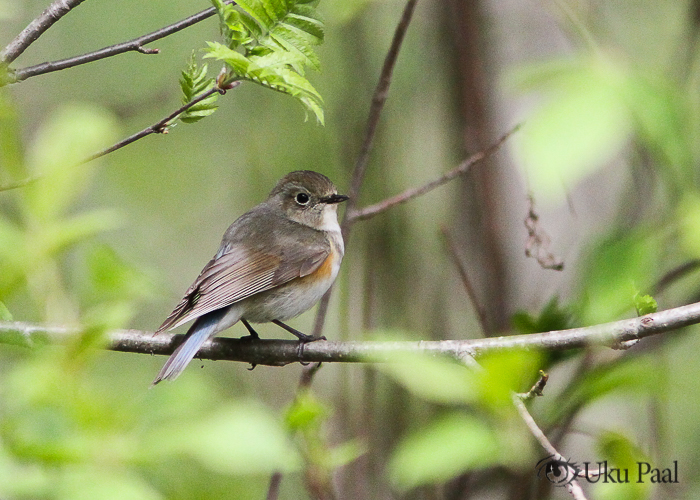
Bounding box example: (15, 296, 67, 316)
(5, 1, 238, 83)
(441, 227, 490, 334)
(1, 0, 87, 65)
(512, 393, 589, 500)
(83, 82, 238, 163)
(348, 126, 518, 223)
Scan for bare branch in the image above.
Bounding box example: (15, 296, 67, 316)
(312, 0, 419, 337)
(5, 1, 237, 83)
(512, 392, 588, 500)
(1, 0, 87, 65)
(518, 370, 549, 401)
(348, 126, 518, 222)
(3, 300, 700, 365)
(83, 81, 239, 163)
(441, 226, 489, 334)
(266, 472, 283, 500)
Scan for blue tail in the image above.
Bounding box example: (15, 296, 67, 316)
(152, 309, 227, 385)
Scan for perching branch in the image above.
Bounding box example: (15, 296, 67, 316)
(2, 300, 699, 365)
(83, 81, 239, 163)
(1, 0, 87, 65)
(4, 1, 237, 83)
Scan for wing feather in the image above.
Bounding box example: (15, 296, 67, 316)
(156, 240, 330, 333)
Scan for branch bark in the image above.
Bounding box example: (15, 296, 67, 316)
(83, 81, 239, 163)
(347, 125, 518, 223)
(4, 1, 237, 82)
(2, 300, 699, 365)
(1, 0, 87, 65)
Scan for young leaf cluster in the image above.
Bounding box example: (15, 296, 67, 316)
(178, 54, 219, 124)
(205, 0, 325, 123)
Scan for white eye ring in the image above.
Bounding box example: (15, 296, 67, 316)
(295, 192, 310, 205)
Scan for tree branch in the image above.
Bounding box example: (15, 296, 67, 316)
(3, 300, 699, 365)
(441, 226, 489, 335)
(1, 0, 87, 65)
(83, 81, 239, 163)
(312, 0, 419, 337)
(4, 1, 237, 83)
(347, 125, 518, 222)
(512, 390, 588, 500)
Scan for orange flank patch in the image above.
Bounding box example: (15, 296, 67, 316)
(300, 252, 336, 283)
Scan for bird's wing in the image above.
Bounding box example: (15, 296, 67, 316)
(156, 241, 330, 333)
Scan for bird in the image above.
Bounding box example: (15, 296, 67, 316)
(152, 170, 348, 385)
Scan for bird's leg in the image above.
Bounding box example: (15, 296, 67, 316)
(271, 319, 326, 365)
(240, 318, 261, 340)
(271, 319, 326, 342)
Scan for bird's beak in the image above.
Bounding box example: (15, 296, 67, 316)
(322, 193, 350, 204)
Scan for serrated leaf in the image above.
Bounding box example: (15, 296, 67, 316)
(286, 13, 324, 42)
(204, 42, 252, 75)
(203, 0, 326, 123)
(270, 28, 320, 72)
(236, 0, 273, 29)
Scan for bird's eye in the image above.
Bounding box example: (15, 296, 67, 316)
(295, 192, 310, 205)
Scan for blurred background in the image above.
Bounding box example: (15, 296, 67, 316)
(1, 0, 700, 498)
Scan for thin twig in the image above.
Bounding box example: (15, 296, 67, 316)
(312, 0, 419, 338)
(441, 226, 489, 335)
(1, 0, 87, 65)
(83, 82, 239, 163)
(348, 126, 518, 222)
(3, 299, 700, 364)
(654, 259, 700, 294)
(517, 370, 549, 401)
(5, 1, 238, 83)
(512, 393, 588, 500)
(266, 472, 283, 500)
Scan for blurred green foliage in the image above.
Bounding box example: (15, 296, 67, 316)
(1, 0, 700, 498)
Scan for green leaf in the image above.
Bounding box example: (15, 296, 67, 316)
(578, 229, 661, 324)
(171, 402, 302, 474)
(373, 353, 478, 405)
(511, 297, 573, 334)
(204, 41, 251, 75)
(236, 0, 273, 29)
(56, 469, 162, 500)
(203, 0, 326, 123)
(0, 300, 12, 321)
(549, 355, 664, 424)
(389, 413, 500, 490)
(178, 55, 219, 124)
(594, 432, 651, 500)
(41, 210, 121, 257)
(512, 57, 632, 204)
(633, 292, 658, 316)
(285, 390, 328, 431)
(23, 104, 119, 221)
